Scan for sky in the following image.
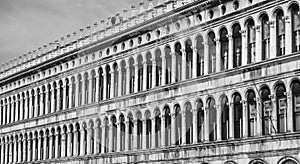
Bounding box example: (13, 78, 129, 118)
(0, 0, 158, 64)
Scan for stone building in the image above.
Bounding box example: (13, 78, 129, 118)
(0, 0, 299, 163)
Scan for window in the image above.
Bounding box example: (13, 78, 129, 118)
(208, 32, 216, 73)
(276, 83, 287, 133)
(233, 24, 242, 67)
(261, 86, 272, 135)
(276, 10, 285, 56)
(220, 28, 229, 70)
(292, 80, 300, 131)
(247, 90, 256, 137)
(221, 96, 229, 140)
(261, 15, 270, 60)
(234, 93, 243, 138)
(292, 5, 300, 52)
(207, 97, 216, 141)
(247, 19, 256, 64)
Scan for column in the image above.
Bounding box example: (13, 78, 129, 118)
(285, 16, 292, 55)
(4, 142, 8, 164)
(40, 91, 44, 115)
(171, 113, 176, 145)
(118, 68, 122, 96)
(67, 131, 72, 157)
(161, 55, 167, 86)
(181, 48, 187, 80)
(68, 83, 73, 108)
(110, 71, 115, 99)
(182, 111, 186, 145)
(50, 87, 55, 113)
(271, 95, 278, 134)
(142, 119, 147, 149)
(204, 106, 209, 141)
(57, 86, 61, 110)
(215, 38, 221, 72)
(3, 101, 7, 124)
(49, 134, 53, 159)
(27, 138, 31, 162)
(32, 136, 36, 161)
(15, 99, 19, 122)
(45, 90, 49, 114)
(89, 77, 93, 103)
(143, 62, 147, 90)
(34, 90, 39, 117)
(10, 99, 14, 123)
(22, 138, 26, 162)
(43, 135, 47, 160)
(161, 115, 165, 147)
(80, 129, 85, 155)
(256, 97, 262, 136)
(13, 140, 18, 163)
(255, 25, 262, 62)
(95, 74, 100, 101)
(192, 47, 198, 78)
(216, 105, 222, 141)
(28, 94, 33, 118)
(242, 100, 248, 137)
(103, 72, 107, 100)
(9, 141, 12, 163)
(133, 120, 138, 149)
(116, 122, 121, 152)
(134, 64, 139, 93)
(94, 125, 100, 154)
(286, 91, 293, 132)
(152, 60, 157, 88)
(101, 126, 106, 153)
(81, 79, 86, 105)
(124, 122, 129, 151)
(0, 143, 3, 164)
(18, 139, 22, 162)
(227, 34, 233, 69)
(61, 131, 66, 157)
(203, 42, 209, 75)
(151, 117, 156, 148)
(192, 109, 198, 144)
(73, 130, 78, 156)
(229, 102, 234, 138)
(87, 127, 92, 154)
(269, 21, 277, 58)
(171, 51, 176, 83)
(62, 84, 67, 110)
(241, 29, 247, 66)
(37, 136, 42, 160)
(126, 66, 130, 95)
(74, 80, 79, 107)
(19, 98, 24, 120)
(55, 133, 59, 158)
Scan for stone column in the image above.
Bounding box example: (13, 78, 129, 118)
(182, 111, 186, 145)
(271, 94, 278, 134)
(161, 56, 167, 86)
(49, 134, 53, 159)
(34, 89, 39, 117)
(216, 105, 222, 141)
(15, 99, 19, 122)
(126, 66, 130, 95)
(95, 75, 100, 101)
(57, 86, 61, 111)
(22, 138, 27, 162)
(204, 106, 209, 141)
(285, 16, 292, 55)
(68, 83, 73, 108)
(192, 108, 198, 144)
(54, 133, 59, 158)
(108, 124, 113, 152)
(118, 68, 122, 97)
(116, 122, 121, 152)
(286, 91, 293, 132)
(142, 119, 147, 149)
(24, 96, 28, 120)
(80, 129, 85, 155)
(161, 115, 165, 147)
(37, 136, 42, 160)
(18, 139, 22, 162)
(134, 64, 139, 93)
(89, 77, 93, 103)
(27, 138, 31, 162)
(32, 136, 36, 161)
(171, 51, 176, 83)
(87, 127, 92, 154)
(269, 21, 277, 58)
(171, 113, 176, 145)
(103, 72, 107, 100)
(110, 71, 115, 99)
(67, 131, 72, 157)
(227, 34, 233, 69)
(101, 126, 106, 153)
(9, 141, 12, 163)
(124, 122, 129, 151)
(73, 130, 78, 156)
(255, 25, 262, 62)
(133, 120, 138, 149)
(74, 80, 79, 107)
(215, 38, 221, 72)
(81, 79, 86, 105)
(50, 87, 55, 113)
(13, 139, 18, 162)
(241, 29, 247, 66)
(45, 90, 49, 114)
(40, 91, 44, 115)
(43, 135, 47, 160)
(242, 100, 248, 138)
(256, 97, 262, 136)
(61, 131, 66, 157)
(192, 47, 197, 78)
(94, 125, 100, 154)
(229, 102, 234, 138)
(203, 42, 209, 75)
(181, 48, 187, 80)
(143, 62, 147, 90)
(151, 117, 156, 149)
(62, 84, 67, 110)
(3, 101, 6, 124)
(0, 143, 3, 164)
(28, 94, 33, 118)
(152, 60, 157, 88)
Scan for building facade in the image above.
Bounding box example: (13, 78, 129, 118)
(0, 0, 300, 163)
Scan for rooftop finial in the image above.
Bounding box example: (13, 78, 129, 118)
(139, 1, 145, 14)
(131, 4, 136, 17)
(148, 0, 154, 10)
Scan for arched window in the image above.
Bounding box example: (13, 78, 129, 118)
(275, 83, 287, 133)
(247, 90, 256, 137)
(103, 118, 109, 153)
(174, 104, 182, 145)
(155, 49, 162, 86)
(91, 70, 96, 102)
(137, 55, 143, 91)
(261, 86, 272, 135)
(127, 113, 134, 150)
(261, 14, 270, 60)
(145, 111, 152, 149)
(165, 46, 172, 85)
(275, 10, 286, 56)
(120, 61, 127, 95)
(105, 65, 111, 99)
(146, 53, 152, 89)
(280, 159, 298, 164)
(58, 81, 63, 110)
(233, 93, 243, 138)
(164, 106, 171, 146)
(119, 115, 125, 151)
(154, 109, 161, 148)
(246, 19, 256, 64)
(175, 43, 182, 82)
(208, 32, 216, 73)
(221, 96, 229, 140)
(291, 80, 300, 131)
(196, 35, 204, 76)
(291, 4, 300, 52)
(111, 115, 117, 152)
(113, 63, 118, 97)
(185, 40, 193, 79)
(207, 97, 216, 141)
(136, 112, 143, 149)
(65, 79, 69, 109)
(129, 58, 135, 94)
(99, 68, 104, 100)
(233, 24, 242, 67)
(77, 75, 82, 105)
(197, 100, 204, 142)
(220, 28, 229, 70)
(185, 102, 193, 144)
(71, 77, 76, 107)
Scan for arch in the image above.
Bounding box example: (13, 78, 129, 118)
(175, 42, 182, 82)
(278, 156, 299, 164)
(260, 85, 272, 135)
(233, 92, 243, 138)
(249, 159, 266, 164)
(207, 96, 216, 141)
(164, 44, 172, 84)
(220, 94, 229, 140)
(195, 34, 204, 76)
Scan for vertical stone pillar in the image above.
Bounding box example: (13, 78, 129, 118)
(143, 62, 147, 90)
(40, 91, 44, 115)
(34, 89, 39, 117)
(15, 98, 19, 122)
(255, 25, 262, 62)
(118, 68, 122, 97)
(271, 95, 278, 134)
(101, 126, 106, 153)
(116, 122, 121, 152)
(45, 90, 49, 114)
(62, 84, 67, 110)
(0, 143, 3, 164)
(241, 29, 247, 66)
(242, 100, 248, 138)
(110, 71, 115, 99)
(93, 125, 100, 154)
(126, 66, 130, 95)
(32, 136, 36, 161)
(161, 115, 165, 147)
(49, 134, 53, 159)
(67, 131, 72, 157)
(81, 78, 86, 105)
(22, 137, 27, 162)
(73, 130, 78, 156)
(57, 86, 61, 111)
(95, 74, 100, 101)
(50, 87, 55, 113)
(151, 117, 156, 149)
(134, 64, 139, 93)
(54, 133, 59, 158)
(269, 21, 277, 58)
(86, 127, 92, 154)
(74, 80, 79, 107)
(229, 102, 234, 138)
(152, 60, 157, 88)
(215, 38, 221, 72)
(124, 122, 129, 151)
(13, 139, 18, 163)
(27, 138, 31, 162)
(192, 47, 197, 78)
(203, 42, 209, 75)
(142, 119, 147, 149)
(28, 94, 33, 118)
(227, 34, 233, 69)
(256, 97, 262, 136)
(182, 111, 186, 145)
(9, 141, 12, 163)
(103, 72, 107, 100)
(18, 139, 22, 162)
(161, 56, 167, 86)
(89, 77, 93, 103)
(80, 129, 85, 155)
(133, 120, 138, 149)
(37, 136, 42, 160)
(171, 113, 176, 145)
(68, 83, 73, 108)
(286, 91, 293, 132)
(285, 16, 292, 55)
(43, 135, 47, 160)
(181, 48, 187, 80)
(192, 108, 198, 144)
(204, 106, 209, 141)
(24, 96, 28, 120)
(3, 101, 6, 124)
(171, 52, 176, 83)
(61, 131, 66, 157)
(216, 105, 222, 141)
